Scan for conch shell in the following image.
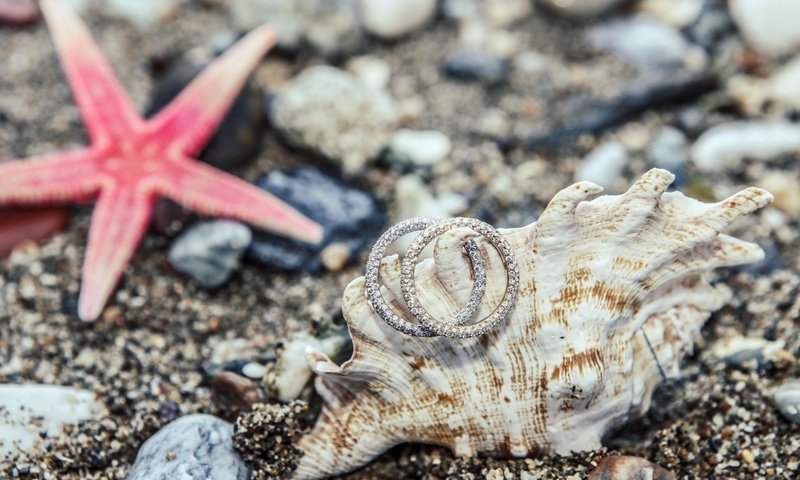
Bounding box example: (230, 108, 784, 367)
(294, 169, 771, 479)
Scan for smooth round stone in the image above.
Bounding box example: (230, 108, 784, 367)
(127, 415, 249, 480)
(587, 16, 696, 69)
(0, 385, 105, 457)
(774, 380, 800, 424)
(387, 129, 452, 167)
(730, 0, 800, 55)
(0, 207, 69, 259)
(105, 0, 178, 29)
(358, 0, 436, 39)
(168, 220, 252, 289)
(647, 127, 688, 171)
(442, 51, 509, 85)
(537, 0, 629, 20)
(269, 66, 398, 175)
(769, 56, 800, 110)
(0, 0, 39, 26)
(574, 142, 628, 190)
(691, 122, 800, 173)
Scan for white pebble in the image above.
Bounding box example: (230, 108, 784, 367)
(574, 142, 628, 190)
(388, 129, 452, 167)
(358, 0, 436, 39)
(691, 121, 800, 172)
(730, 0, 800, 55)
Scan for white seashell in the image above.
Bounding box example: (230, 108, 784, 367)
(293, 169, 771, 479)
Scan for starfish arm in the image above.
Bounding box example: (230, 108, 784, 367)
(78, 184, 154, 321)
(159, 160, 323, 244)
(146, 25, 278, 157)
(0, 149, 101, 205)
(39, 0, 144, 145)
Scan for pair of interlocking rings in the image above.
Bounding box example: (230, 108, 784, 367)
(364, 217, 519, 338)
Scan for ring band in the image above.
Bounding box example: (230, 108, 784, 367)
(365, 218, 487, 337)
(365, 217, 518, 338)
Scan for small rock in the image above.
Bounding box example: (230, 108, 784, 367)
(691, 122, 800, 173)
(269, 66, 397, 174)
(146, 62, 263, 170)
(587, 16, 699, 70)
(574, 142, 628, 190)
(128, 415, 249, 480)
(442, 50, 509, 85)
(537, 0, 629, 20)
(345, 55, 391, 91)
(647, 127, 688, 171)
(0, 385, 106, 457)
(248, 167, 384, 273)
(152, 199, 193, 237)
(638, 0, 703, 28)
(444, 0, 531, 27)
(774, 380, 800, 424)
(711, 335, 786, 366)
(387, 129, 452, 167)
(319, 242, 351, 272)
(0, 207, 69, 259)
(358, 0, 436, 39)
(393, 175, 467, 253)
(168, 220, 252, 288)
(0, 0, 38, 26)
(106, 0, 178, 29)
(729, 0, 800, 55)
(229, 0, 362, 57)
(769, 56, 800, 110)
(266, 331, 350, 401)
(589, 456, 675, 480)
(758, 171, 800, 217)
(212, 372, 263, 414)
(242, 362, 268, 379)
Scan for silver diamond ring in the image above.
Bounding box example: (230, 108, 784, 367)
(364, 217, 519, 338)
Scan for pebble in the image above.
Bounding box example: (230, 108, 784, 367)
(587, 16, 697, 70)
(0, 385, 105, 457)
(638, 0, 703, 28)
(393, 175, 467, 253)
(319, 242, 351, 272)
(152, 199, 193, 237)
(442, 50, 510, 85)
(729, 0, 800, 55)
(444, 0, 531, 27)
(128, 415, 249, 480)
(266, 331, 351, 401)
(647, 127, 688, 171)
(774, 380, 800, 424)
(146, 62, 263, 170)
(268, 66, 398, 174)
(0, 0, 38, 26)
(537, 0, 628, 20)
(211, 372, 263, 414)
(241, 362, 267, 379)
(387, 129, 452, 167)
(229, 0, 362, 57)
(358, 0, 436, 39)
(346, 55, 391, 91)
(769, 56, 800, 110)
(168, 220, 252, 289)
(758, 172, 800, 217)
(574, 142, 628, 190)
(588, 455, 675, 480)
(0, 207, 69, 259)
(106, 0, 178, 29)
(248, 167, 384, 273)
(691, 122, 800, 172)
(711, 335, 786, 366)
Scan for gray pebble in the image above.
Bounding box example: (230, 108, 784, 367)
(587, 16, 695, 69)
(168, 220, 252, 289)
(127, 414, 249, 480)
(774, 381, 800, 424)
(574, 141, 628, 190)
(442, 50, 509, 85)
(647, 127, 688, 170)
(537, 0, 629, 20)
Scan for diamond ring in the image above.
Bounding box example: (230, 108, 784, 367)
(364, 217, 519, 338)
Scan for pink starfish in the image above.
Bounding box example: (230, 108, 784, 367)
(0, 0, 323, 321)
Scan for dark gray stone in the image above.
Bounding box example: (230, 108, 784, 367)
(168, 220, 252, 288)
(442, 51, 509, 85)
(127, 414, 249, 480)
(146, 62, 263, 170)
(248, 167, 385, 272)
